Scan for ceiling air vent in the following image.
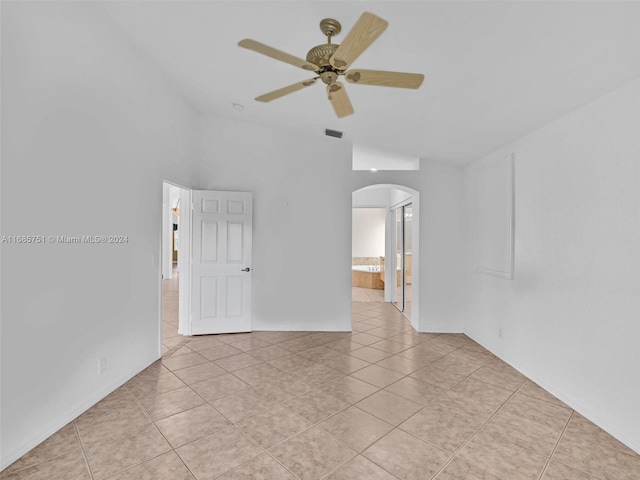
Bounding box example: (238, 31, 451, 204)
(325, 128, 343, 139)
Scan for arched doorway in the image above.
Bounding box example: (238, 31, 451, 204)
(352, 184, 419, 329)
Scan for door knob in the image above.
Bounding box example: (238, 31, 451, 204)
(241, 267, 251, 272)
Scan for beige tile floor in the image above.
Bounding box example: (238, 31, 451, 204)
(3, 274, 639, 479)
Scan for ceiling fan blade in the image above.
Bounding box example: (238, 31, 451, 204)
(327, 82, 354, 118)
(345, 69, 424, 89)
(238, 39, 319, 72)
(255, 79, 318, 102)
(329, 12, 388, 70)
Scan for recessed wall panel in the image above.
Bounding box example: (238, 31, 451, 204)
(202, 199, 220, 214)
(227, 200, 244, 214)
(201, 221, 218, 262)
(473, 154, 514, 279)
(227, 222, 243, 262)
(200, 277, 218, 318)
(226, 277, 243, 318)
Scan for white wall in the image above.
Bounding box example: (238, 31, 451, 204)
(352, 187, 389, 207)
(0, 3, 199, 468)
(199, 115, 467, 334)
(352, 144, 419, 171)
(390, 188, 413, 207)
(199, 116, 354, 332)
(463, 78, 640, 453)
(352, 208, 386, 258)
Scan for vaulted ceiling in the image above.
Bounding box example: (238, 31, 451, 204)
(99, 1, 640, 164)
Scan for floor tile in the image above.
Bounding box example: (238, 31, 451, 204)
(245, 344, 290, 362)
(138, 386, 205, 421)
(349, 347, 393, 363)
(518, 380, 569, 408)
(0, 450, 90, 480)
(166, 345, 195, 357)
(214, 353, 263, 371)
(564, 413, 639, 457)
(269, 427, 357, 480)
(75, 392, 150, 442)
(400, 402, 481, 453)
(197, 344, 244, 361)
(350, 365, 405, 388)
(106, 451, 194, 480)
(286, 364, 344, 388)
(172, 362, 227, 385)
(319, 376, 380, 404)
(236, 405, 311, 448)
(1, 423, 81, 475)
(500, 392, 572, 430)
(227, 337, 271, 352)
(409, 365, 467, 390)
(315, 353, 370, 374)
(480, 409, 562, 456)
(82, 423, 171, 480)
(433, 457, 501, 480)
(325, 339, 368, 354)
(459, 430, 548, 480)
(369, 339, 410, 354)
(283, 388, 349, 424)
(363, 429, 450, 480)
(154, 403, 229, 448)
(189, 373, 250, 403)
(184, 335, 226, 351)
(217, 453, 297, 479)
(317, 406, 394, 452)
(384, 376, 444, 405)
(552, 427, 640, 480)
(350, 332, 385, 346)
(375, 355, 427, 375)
(469, 364, 527, 392)
(356, 389, 422, 426)
(125, 371, 186, 399)
(211, 388, 278, 423)
(11, 297, 639, 480)
(176, 426, 262, 480)
(325, 455, 398, 480)
(161, 352, 208, 371)
(540, 460, 599, 480)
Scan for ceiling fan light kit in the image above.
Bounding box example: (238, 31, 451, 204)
(238, 12, 424, 118)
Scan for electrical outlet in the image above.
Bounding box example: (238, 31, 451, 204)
(99, 356, 107, 374)
(498, 328, 503, 339)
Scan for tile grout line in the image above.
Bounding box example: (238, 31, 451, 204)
(0, 447, 87, 479)
(72, 421, 95, 480)
(423, 377, 527, 480)
(125, 383, 200, 480)
(535, 409, 575, 480)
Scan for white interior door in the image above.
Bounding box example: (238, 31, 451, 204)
(191, 191, 252, 334)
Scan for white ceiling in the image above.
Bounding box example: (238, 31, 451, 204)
(98, 1, 640, 165)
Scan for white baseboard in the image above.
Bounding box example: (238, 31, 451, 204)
(465, 333, 640, 456)
(1, 354, 160, 471)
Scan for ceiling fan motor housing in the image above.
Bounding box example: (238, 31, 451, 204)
(307, 44, 342, 84)
(306, 44, 338, 67)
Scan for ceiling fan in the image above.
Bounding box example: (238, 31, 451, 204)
(238, 12, 424, 118)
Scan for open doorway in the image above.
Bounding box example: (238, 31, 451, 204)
(352, 184, 419, 329)
(352, 207, 386, 303)
(161, 181, 191, 354)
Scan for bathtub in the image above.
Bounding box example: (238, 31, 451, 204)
(352, 265, 384, 289)
(352, 265, 381, 272)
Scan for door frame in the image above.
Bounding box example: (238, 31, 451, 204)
(160, 181, 192, 356)
(390, 200, 413, 314)
(352, 184, 419, 330)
